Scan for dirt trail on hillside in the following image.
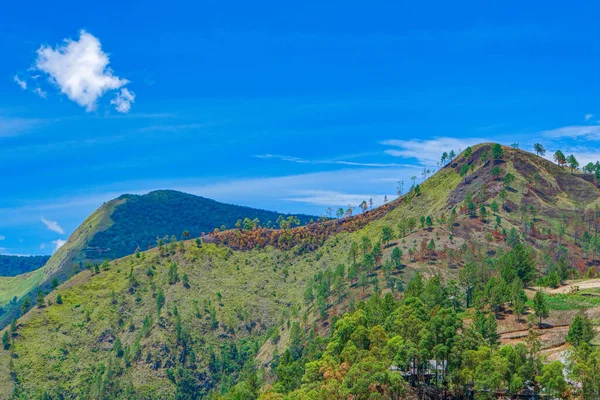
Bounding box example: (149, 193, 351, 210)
(500, 325, 570, 348)
(534, 279, 600, 294)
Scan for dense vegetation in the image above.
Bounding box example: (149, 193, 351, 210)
(255, 276, 600, 399)
(87, 190, 316, 260)
(0, 255, 50, 277)
(2, 143, 600, 399)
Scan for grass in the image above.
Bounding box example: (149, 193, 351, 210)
(529, 293, 600, 311)
(0, 235, 353, 397)
(0, 199, 120, 308)
(0, 269, 45, 306)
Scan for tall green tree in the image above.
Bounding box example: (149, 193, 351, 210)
(554, 150, 566, 167)
(532, 291, 549, 327)
(567, 154, 580, 174)
(566, 311, 595, 347)
(492, 143, 504, 159)
(391, 247, 403, 269)
(380, 225, 394, 245)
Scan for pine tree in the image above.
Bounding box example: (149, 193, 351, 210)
(156, 289, 165, 315)
(2, 331, 10, 350)
(566, 311, 594, 347)
(168, 262, 179, 284)
(36, 291, 45, 308)
(533, 291, 549, 327)
(492, 143, 504, 159)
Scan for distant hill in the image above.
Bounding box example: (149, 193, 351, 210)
(85, 190, 315, 260)
(0, 255, 50, 277)
(0, 191, 315, 327)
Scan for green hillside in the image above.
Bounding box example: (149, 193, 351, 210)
(86, 190, 315, 261)
(0, 198, 120, 311)
(0, 191, 315, 329)
(0, 256, 51, 277)
(2, 144, 600, 399)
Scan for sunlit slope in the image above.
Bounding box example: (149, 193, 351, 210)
(0, 198, 121, 307)
(3, 144, 600, 398)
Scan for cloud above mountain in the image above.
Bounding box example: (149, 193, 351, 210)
(40, 217, 64, 234)
(33, 30, 134, 113)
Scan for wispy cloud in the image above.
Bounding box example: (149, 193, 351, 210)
(254, 153, 410, 168)
(285, 190, 388, 206)
(33, 87, 47, 98)
(52, 239, 66, 253)
(13, 75, 27, 90)
(110, 88, 135, 113)
(541, 125, 600, 140)
(40, 217, 64, 234)
(585, 114, 594, 121)
(33, 30, 134, 113)
(0, 235, 5, 241)
(0, 116, 44, 137)
(381, 137, 484, 165)
(138, 123, 211, 133)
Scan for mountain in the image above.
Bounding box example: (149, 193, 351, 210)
(85, 190, 316, 261)
(2, 144, 600, 399)
(0, 256, 50, 277)
(0, 191, 316, 328)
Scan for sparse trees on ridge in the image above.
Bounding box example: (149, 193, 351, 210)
(554, 150, 566, 167)
(464, 146, 473, 158)
(492, 143, 504, 160)
(567, 154, 580, 174)
(533, 143, 546, 156)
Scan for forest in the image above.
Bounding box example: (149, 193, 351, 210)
(0, 255, 50, 277)
(86, 190, 315, 260)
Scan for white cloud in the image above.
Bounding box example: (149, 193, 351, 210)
(41, 217, 65, 234)
(34, 88, 47, 98)
(381, 137, 484, 165)
(35, 30, 132, 112)
(541, 125, 600, 140)
(0, 235, 5, 241)
(13, 75, 27, 90)
(585, 114, 594, 121)
(254, 153, 410, 168)
(110, 88, 135, 113)
(52, 239, 66, 253)
(40, 243, 46, 249)
(285, 190, 389, 207)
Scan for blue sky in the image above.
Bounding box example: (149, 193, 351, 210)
(2, 1, 600, 255)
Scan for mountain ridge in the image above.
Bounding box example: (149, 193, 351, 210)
(3, 143, 600, 398)
(0, 191, 316, 329)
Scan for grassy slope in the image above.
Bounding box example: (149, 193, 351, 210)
(0, 165, 464, 398)
(0, 199, 120, 308)
(3, 144, 600, 397)
(0, 190, 317, 311)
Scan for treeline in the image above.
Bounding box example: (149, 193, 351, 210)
(206, 199, 400, 252)
(0, 255, 50, 277)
